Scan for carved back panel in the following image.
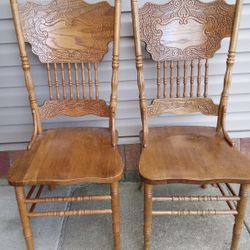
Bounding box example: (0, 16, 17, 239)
(139, 0, 235, 61)
(19, 0, 114, 63)
(136, 0, 237, 118)
(11, 0, 121, 145)
(12, 0, 119, 119)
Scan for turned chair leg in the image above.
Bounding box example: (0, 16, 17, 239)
(15, 186, 34, 250)
(111, 182, 121, 250)
(231, 184, 249, 250)
(144, 183, 153, 250)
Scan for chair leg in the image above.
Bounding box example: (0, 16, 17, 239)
(230, 184, 249, 250)
(111, 182, 121, 250)
(144, 183, 153, 250)
(15, 186, 34, 250)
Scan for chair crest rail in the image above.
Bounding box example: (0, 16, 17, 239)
(139, 0, 235, 61)
(19, 0, 114, 63)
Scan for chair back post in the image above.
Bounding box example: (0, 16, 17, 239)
(131, 0, 149, 147)
(10, 0, 42, 139)
(110, 0, 122, 146)
(217, 0, 244, 135)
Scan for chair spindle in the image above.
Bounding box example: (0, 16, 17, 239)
(47, 63, 53, 99)
(94, 63, 99, 99)
(53, 63, 60, 99)
(197, 59, 201, 97)
(67, 63, 73, 99)
(88, 63, 93, 99)
(163, 61, 167, 98)
(183, 61, 188, 97)
(190, 60, 194, 97)
(204, 59, 209, 97)
(176, 61, 180, 97)
(157, 61, 161, 98)
(81, 63, 87, 99)
(170, 61, 174, 98)
(74, 63, 80, 99)
(61, 63, 67, 99)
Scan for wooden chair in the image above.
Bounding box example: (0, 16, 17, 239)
(8, 0, 122, 249)
(131, 0, 250, 249)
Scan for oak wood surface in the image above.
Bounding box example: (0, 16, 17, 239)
(39, 99, 110, 119)
(147, 97, 218, 117)
(8, 128, 123, 186)
(139, 0, 235, 61)
(19, 0, 114, 63)
(139, 126, 250, 184)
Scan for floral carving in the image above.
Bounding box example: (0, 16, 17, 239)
(139, 0, 235, 61)
(39, 99, 110, 119)
(19, 0, 114, 63)
(147, 97, 219, 117)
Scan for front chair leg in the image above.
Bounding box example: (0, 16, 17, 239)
(111, 182, 121, 250)
(15, 186, 34, 250)
(144, 183, 153, 250)
(231, 184, 249, 250)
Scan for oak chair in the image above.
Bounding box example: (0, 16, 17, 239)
(8, 0, 123, 249)
(131, 0, 250, 249)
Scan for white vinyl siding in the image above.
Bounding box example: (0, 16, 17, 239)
(0, 0, 250, 150)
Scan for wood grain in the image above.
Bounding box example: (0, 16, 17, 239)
(139, 0, 235, 61)
(39, 99, 110, 119)
(147, 97, 219, 117)
(15, 187, 34, 250)
(144, 184, 153, 250)
(8, 128, 123, 186)
(139, 126, 250, 184)
(19, 0, 114, 63)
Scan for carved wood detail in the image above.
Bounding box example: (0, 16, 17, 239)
(19, 0, 114, 63)
(39, 99, 110, 119)
(139, 0, 235, 61)
(147, 97, 219, 117)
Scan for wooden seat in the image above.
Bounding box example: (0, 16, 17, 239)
(140, 126, 250, 184)
(131, 0, 250, 249)
(9, 128, 123, 186)
(9, 0, 122, 249)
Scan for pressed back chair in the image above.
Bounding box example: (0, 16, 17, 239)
(8, 0, 123, 249)
(131, 0, 250, 249)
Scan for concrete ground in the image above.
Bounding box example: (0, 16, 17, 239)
(1, 180, 250, 250)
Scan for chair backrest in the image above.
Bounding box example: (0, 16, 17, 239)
(10, 0, 121, 146)
(131, 0, 243, 147)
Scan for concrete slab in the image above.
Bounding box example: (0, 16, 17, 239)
(0, 177, 8, 186)
(0, 185, 71, 250)
(59, 183, 250, 250)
